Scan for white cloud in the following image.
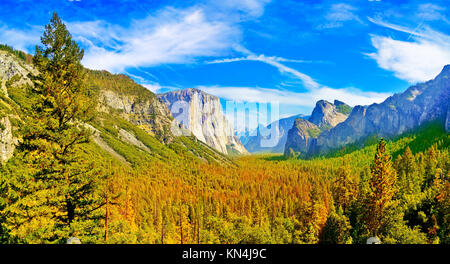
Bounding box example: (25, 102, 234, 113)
(199, 85, 390, 108)
(317, 3, 363, 29)
(142, 83, 162, 93)
(416, 4, 448, 22)
(0, 25, 41, 52)
(367, 18, 450, 83)
(73, 8, 241, 72)
(207, 54, 320, 89)
(194, 84, 390, 132)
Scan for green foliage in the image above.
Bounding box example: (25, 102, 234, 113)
(307, 127, 321, 138)
(320, 210, 353, 244)
(0, 13, 106, 243)
(85, 70, 156, 103)
(336, 104, 352, 115)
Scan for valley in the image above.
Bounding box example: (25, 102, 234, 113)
(0, 11, 448, 245)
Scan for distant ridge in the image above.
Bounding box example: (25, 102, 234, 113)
(285, 64, 450, 157)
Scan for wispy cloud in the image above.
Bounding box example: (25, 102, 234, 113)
(316, 3, 364, 29)
(199, 85, 390, 108)
(216, 0, 272, 18)
(207, 55, 315, 64)
(367, 17, 450, 83)
(203, 49, 391, 112)
(416, 3, 449, 23)
(72, 8, 242, 72)
(206, 53, 320, 89)
(0, 24, 41, 52)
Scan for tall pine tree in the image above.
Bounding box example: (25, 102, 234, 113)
(1, 12, 105, 243)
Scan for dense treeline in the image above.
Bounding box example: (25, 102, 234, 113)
(92, 134, 448, 244)
(0, 12, 448, 244)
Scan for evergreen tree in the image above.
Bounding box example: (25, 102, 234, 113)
(333, 162, 358, 214)
(0, 12, 104, 243)
(321, 208, 352, 244)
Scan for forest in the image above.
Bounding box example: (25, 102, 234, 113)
(0, 13, 448, 244)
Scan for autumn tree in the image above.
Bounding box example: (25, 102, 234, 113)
(332, 162, 358, 213)
(364, 139, 398, 237)
(395, 147, 421, 196)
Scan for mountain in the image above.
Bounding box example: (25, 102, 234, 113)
(285, 65, 450, 157)
(243, 114, 307, 153)
(158, 88, 248, 155)
(309, 100, 350, 130)
(0, 48, 232, 166)
(284, 100, 351, 156)
(86, 70, 176, 143)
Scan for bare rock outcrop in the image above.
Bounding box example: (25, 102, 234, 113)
(158, 88, 248, 155)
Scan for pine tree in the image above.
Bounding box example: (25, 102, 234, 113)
(0, 12, 104, 243)
(333, 161, 358, 214)
(398, 147, 421, 195)
(364, 139, 398, 237)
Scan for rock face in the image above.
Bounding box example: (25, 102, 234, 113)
(0, 50, 36, 96)
(284, 118, 320, 157)
(284, 100, 351, 156)
(0, 51, 34, 163)
(99, 89, 174, 142)
(0, 117, 16, 163)
(309, 100, 349, 129)
(285, 64, 450, 157)
(158, 88, 248, 155)
(243, 114, 307, 153)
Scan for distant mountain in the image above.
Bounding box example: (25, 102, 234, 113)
(158, 88, 248, 155)
(309, 100, 350, 130)
(243, 114, 308, 153)
(285, 65, 450, 157)
(284, 100, 351, 156)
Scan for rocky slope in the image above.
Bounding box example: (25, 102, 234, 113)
(0, 49, 231, 166)
(284, 100, 351, 156)
(0, 50, 34, 163)
(158, 88, 248, 155)
(243, 114, 307, 153)
(285, 65, 450, 157)
(86, 70, 176, 143)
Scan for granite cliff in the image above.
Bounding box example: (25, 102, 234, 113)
(284, 100, 351, 156)
(158, 88, 248, 155)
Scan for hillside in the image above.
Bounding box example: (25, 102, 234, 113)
(0, 49, 232, 168)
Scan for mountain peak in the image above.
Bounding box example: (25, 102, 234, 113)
(438, 64, 450, 77)
(308, 99, 349, 129)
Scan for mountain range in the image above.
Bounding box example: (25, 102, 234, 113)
(242, 114, 307, 153)
(1, 45, 449, 163)
(285, 65, 450, 157)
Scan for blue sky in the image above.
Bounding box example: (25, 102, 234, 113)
(0, 0, 449, 127)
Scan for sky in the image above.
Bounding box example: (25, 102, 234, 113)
(0, 0, 449, 130)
